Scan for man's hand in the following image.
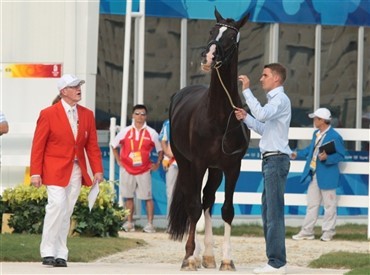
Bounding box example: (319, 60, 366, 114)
(151, 162, 160, 171)
(291, 152, 297, 160)
(238, 74, 250, 90)
(234, 107, 247, 121)
(318, 151, 327, 161)
(31, 176, 42, 188)
(93, 172, 104, 184)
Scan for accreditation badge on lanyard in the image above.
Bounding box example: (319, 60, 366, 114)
(309, 132, 326, 172)
(310, 156, 317, 171)
(129, 128, 146, 166)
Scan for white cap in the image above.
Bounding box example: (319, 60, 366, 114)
(57, 74, 85, 91)
(308, 108, 331, 121)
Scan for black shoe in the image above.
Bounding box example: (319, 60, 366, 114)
(42, 256, 55, 265)
(53, 258, 67, 267)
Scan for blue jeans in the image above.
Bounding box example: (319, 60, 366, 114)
(261, 154, 290, 268)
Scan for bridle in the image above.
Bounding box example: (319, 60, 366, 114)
(204, 23, 240, 70)
(205, 23, 250, 155)
(203, 22, 241, 109)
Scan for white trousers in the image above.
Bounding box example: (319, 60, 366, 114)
(300, 174, 337, 237)
(40, 163, 82, 260)
(165, 164, 178, 215)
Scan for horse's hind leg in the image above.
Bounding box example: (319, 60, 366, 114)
(181, 222, 199, 271)
(180, 162, 206, 271)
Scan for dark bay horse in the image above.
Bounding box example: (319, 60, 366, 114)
(168, 9, 251, 271)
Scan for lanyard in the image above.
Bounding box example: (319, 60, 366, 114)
(130, 127, 146, 151)
(313, 132, 326, 153)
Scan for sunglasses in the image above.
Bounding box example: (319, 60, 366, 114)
(134, 112, 146, 116)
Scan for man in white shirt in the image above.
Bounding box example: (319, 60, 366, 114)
(235, 63, 291, 274)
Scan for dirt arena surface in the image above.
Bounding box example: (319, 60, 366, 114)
(96, 230, 369, 272)
(2, 229, 368, 274)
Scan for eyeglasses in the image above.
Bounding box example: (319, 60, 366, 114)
(134, 112, 146, 116)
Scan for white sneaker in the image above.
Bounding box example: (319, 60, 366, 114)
(143, 223, 156, 233)
(320, 235, 333, 241)
(292, 232, 315, 240)
(122, 221, 135, 232)
(253, 264, 286, 274)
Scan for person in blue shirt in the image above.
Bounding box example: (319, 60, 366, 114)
(235, 63, 291, 274)
(291, 108, 345, 242)
(158, 119, 178, 216)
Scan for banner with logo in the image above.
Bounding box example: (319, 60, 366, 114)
(100, 0, 370, 27)
(2, 63, 62, 78)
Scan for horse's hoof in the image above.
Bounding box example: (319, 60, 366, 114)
(219, 260, 236, 271)
(180, 258, 198, 271)
(202, 255, 216, 269)
(195, 257, 202, 269)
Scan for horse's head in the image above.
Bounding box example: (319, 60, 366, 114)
(201, 8, 250, 72)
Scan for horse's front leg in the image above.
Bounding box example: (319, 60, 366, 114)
(202, 208, 217, 268)
(219, 167, 240, 271)
(219, 222, 236, 271)
(181, 222, 198, 271)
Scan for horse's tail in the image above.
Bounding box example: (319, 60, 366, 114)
(167, 176, 189, 241)
(167, 88, 191, 241)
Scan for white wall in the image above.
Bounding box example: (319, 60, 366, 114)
(0, 1, 100, 187)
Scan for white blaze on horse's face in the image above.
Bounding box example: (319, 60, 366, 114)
(201, 26, 226, 72)
(216, 26, 227, 41)
(205, 44, 216, 69)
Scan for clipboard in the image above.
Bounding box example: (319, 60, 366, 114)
(319, 140, 336, 155)
(88, 181, 100, 212)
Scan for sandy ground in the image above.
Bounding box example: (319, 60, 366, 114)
(3, 228, 368, 274)
(96, 231, 370, 268)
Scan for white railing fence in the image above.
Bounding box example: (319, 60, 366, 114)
(107, 120, 369, 238)
(214, 127, 370, 238)
(2, 122, 369, 238)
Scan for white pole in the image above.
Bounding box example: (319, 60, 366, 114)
(356, 27, 364, 151)
(269, 23, 279, 63)
(137, 0, 145, 104)
(134, 18, 140, 105)
(120, 0, 133, 128)
(109, 117, 117, 194)
(180, 18, 187, 89)
(314, 25, 321, 111)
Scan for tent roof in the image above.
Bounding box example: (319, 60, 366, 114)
(100, 0, 370, 27)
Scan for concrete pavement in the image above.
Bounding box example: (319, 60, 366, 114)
(1, 262, 349, 275)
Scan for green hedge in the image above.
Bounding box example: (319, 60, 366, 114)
(0, 181, 128, 237)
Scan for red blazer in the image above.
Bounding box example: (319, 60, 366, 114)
(30, 101, 103, 187)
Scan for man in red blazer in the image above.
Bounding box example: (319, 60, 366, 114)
(30, 74, 103, 268)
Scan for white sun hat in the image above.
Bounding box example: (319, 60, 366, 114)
(308, 108, 331, 121)
(57, 74, 85, 91)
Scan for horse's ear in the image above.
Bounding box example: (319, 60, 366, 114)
(214, 7, 224, 22)
(237, 12, 250, 29)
